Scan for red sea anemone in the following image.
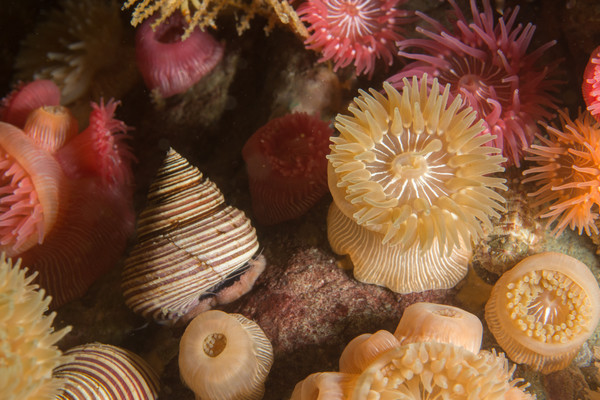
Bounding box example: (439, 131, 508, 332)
(387, 0, 560, 167)
(242, 112, 332, 225)
(583, 45, 600, 123)
(135, 12, 224, 99)
(522, 110, 600, 237)
(297, 0, 410, 77)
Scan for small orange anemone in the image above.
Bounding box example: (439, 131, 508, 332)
(291, 302, 534, 400)
(485, 252, 600, 374)
(523, 110, 600, 236)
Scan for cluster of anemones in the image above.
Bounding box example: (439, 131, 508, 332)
(0, 79, 136, 307)
(387, 0, 560, 167)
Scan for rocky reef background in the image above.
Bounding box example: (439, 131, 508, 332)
(2, 0, 600, 399)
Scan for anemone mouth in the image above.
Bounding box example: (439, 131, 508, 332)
(506, 269, 592, 345)
(328, 75, 506, 252)
(256, 113, 331, 179)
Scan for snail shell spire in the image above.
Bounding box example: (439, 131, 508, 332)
(122, 148, 261, 325)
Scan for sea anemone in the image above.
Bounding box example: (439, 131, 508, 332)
(178, 310, 274, 400)
(583, 45, 600, 123)
(242, 112, 332, 225)
(291, 302, 534, 400)
(0, 253, 71, 400)
(15, 0, 137, 107)
(297, 0, 410, 77)
(135, 12, 224, 99)
(327, 75, 506, 293)
(0, 122, 62, 255)
(393, 301, 483, 353)
(54, 343, 160, 400)
(387, 0, 560, 167)
(0, 86, 136, 307)
(23, 106, 79, 153)
(485, 252, 600, 374)
(56, 99, 134, 188)
(0, 80, 61, 128)
(522, 109, 600, 236)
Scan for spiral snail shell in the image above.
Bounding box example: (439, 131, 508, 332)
(122, 148, 263, 325)
(54, 343, 160, 400)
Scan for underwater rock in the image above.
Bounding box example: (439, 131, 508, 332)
(226, 246, 455, 399)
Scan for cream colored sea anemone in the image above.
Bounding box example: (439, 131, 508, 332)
(178, 310, 274, 400)
(15, 0, 136, 107)
(485, 252, 600, 374)
(291, 302, 534, 400)
(327, 75, 507, 293)
(0, 253, 71, 400)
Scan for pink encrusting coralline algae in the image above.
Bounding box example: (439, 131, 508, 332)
(297, 0, 411, 77)
(387, 0, 562, 167)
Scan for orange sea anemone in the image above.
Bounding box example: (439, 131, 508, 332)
(0, 253, 71, 400)
(327, 74, 507, 293)
(485, 252, 600, 374)
(178, 310, 274, 400)
(522, 110, 600, 236)
(291, 302, 534, 400)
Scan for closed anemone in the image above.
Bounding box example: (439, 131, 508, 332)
(178, 310, 274, 400)
(292, 302, 535, 400)
(485, 252, 600, 373)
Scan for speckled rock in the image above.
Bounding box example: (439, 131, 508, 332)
(226, 246, 455, 400)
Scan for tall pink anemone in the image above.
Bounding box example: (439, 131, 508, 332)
(297, 0, 411, 77)
(387, 0, 561, 167)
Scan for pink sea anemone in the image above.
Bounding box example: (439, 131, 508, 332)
(583, 45, 600, 123)
(0, 83, 136, 307)
(242, 112, 332, 225)
(135, 12, 224, 98)
(297, 0, 410, 77)
(56, 99, 135, 188)
(0, 80, 61, 128)
(387, 0, 561, 167)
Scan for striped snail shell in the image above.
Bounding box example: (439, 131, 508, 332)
(122, 148, 261, 325)
(54, 343, 160, 400)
